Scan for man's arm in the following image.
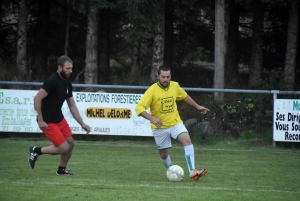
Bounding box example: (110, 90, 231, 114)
(183, 95, 210, 114)
(139, 111, 163, 128)
(135, 88, 163, 128)
(66, 97, 91, 134)
(34, 89, 48, 130)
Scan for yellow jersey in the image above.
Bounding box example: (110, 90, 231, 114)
(135, 81, 187, 129)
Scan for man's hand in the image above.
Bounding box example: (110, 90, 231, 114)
(151, 117, 163, 128)
(197, 106, 210, 114)
(37, 120, 48, 130)
(81, 124, 91, 134)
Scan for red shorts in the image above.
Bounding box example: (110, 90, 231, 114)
(42, 118, 72, 146)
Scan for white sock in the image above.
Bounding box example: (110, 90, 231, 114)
(184, 144, 195, 175)
(160, 155, 173, 168)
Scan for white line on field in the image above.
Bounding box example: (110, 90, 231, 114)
(0, 180, 299, 194)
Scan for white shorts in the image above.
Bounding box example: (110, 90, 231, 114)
(152, 123, 188, 150)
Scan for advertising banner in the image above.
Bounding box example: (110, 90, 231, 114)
(273, 99, 300, 142)
(0, 89, 152, 136)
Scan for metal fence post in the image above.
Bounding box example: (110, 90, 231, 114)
(271, 90, 279, 147)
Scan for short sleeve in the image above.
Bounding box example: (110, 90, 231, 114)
(42, 78, 56, 93)
(176, 83, 187, 100)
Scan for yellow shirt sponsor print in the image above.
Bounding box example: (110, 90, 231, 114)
(161, 97, 174, 111)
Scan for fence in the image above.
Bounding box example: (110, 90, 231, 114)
(1, 81, 300, 146)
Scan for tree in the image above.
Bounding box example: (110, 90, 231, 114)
(129, 21, 141, 85)
(85, 4, 99, 84)
(150, 1, 165, 82)
(283, 0, 299, 90)
(64, 0, 72, 55)
(72, 0, 115, 84)
(248, 0, 264, 88)
(214, 0, 225, 103)
(16, 0, 27, 80)
(98, 8, 111, 84)
(126, 0, 143, 85)
(33, 0, 50, 76)
(163, 0, 174, 68)
(224, 0, 240, 88)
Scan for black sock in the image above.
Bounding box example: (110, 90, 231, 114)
(34, 147, 42, 155)
(58, 166, 66, 172)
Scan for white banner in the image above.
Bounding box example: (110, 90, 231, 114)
(273, 99, 300, 142)
(0, 89, 152, 136)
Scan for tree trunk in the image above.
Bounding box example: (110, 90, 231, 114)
(151, 1, 165, 82)
(17, 0, 27, 80)
(0, 0, 3, 27)
(98, 8, 110, 84)
(163, 0, 174, 69)
(214, 0, 225, 104)
(129, 36, 141, 85)
(85, 6, 99, 85)
(34, 0, 50, 76)
(224, 0, 230, 54)
(283, 0, 299, 90)
(64, 0, 71, 55)
(248, 0, 264, 88)
(225, 0, 240, 88)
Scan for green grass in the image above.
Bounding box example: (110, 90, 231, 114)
(0, 137, 299, 201)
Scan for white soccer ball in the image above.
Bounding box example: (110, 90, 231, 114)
(166, 165, 184, 181)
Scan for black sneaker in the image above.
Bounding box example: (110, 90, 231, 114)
(28, 146, 39, 169)
(56, 169, 74, 176)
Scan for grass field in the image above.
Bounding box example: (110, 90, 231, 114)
(0, 136, 299, 201)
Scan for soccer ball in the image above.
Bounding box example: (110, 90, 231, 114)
(166, 165, 184, 181)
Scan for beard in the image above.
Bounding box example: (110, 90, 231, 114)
(59, 71, 70, 79)
(159, 81, 169, 88)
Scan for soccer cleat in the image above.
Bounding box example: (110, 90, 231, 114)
(190, 169, 207, 181)
(56, 169, 74, 176)
(28, 146, 39, 169)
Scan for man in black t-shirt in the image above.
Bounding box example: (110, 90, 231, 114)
(28, 55, 91, 175)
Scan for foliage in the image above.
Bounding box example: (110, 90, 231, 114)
(196, 69, 292, 136)
(219, 93, 273, 127)
(191, 127, 272, 145)
(239, 128, 273, 142)
(72, 0, 116, 13)
(262, 68, 289, 90)
(0, 0, 297, 89)
(0, 62, 18, 81)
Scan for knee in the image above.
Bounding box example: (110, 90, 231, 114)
(58, 141, 72, 153)
(159, 150, 169, 159)
(59, 144, 69, 153)
(66, 137, 75, 149)
(68, 140, 75, 149)
(178, 134, 192, 146)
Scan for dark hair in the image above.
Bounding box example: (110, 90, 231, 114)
(157, 65, 171, 75)
(57, 55, 73, 67)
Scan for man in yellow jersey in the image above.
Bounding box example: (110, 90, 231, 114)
(135, 65, 210, 181)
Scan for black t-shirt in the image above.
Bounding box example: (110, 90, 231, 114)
(41, 72, 73, 123)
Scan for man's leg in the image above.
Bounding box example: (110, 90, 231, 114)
(159, 149, 173, 168)
(178, 133, 207, 181)
(41, 141, 70, 154)
(153, 128, 173, 169)
(28, 141, 70, 169)
(28, 122, 69, 169)
(178, 133, 195, 174)
(59, 136, 74, 167)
